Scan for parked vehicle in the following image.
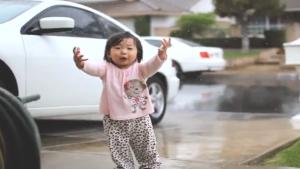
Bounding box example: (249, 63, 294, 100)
(142, 36, 226, 78)
(0, 0, 179, 124)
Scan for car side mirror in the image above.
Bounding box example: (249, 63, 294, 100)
(37, 17, 75, 34)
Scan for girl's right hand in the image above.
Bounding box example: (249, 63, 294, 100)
(73, 47, 88, 69)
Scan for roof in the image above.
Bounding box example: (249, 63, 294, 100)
(68, 0, 199, 17)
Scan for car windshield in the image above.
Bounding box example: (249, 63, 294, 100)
(176, 38, 201, 47)
(0, 1, 39, 24)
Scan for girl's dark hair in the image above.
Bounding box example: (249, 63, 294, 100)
(104, 31, 143, 63)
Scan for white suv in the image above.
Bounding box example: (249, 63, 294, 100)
(0, 0, 179, 124)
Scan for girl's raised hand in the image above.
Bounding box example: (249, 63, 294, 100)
(158, 38, 170, 60)
(73, 47, 88, 69)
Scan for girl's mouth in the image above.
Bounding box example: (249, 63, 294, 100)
(119, 57, 127, 61)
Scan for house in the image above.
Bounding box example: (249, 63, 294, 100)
(69, 0, 207, 36)
(241, 0, 300, 42)
(69, 0, 300, 41)
(282, 0, 300, 41)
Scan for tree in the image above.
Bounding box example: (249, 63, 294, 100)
(173, 13, 215, 39)
(214, 0, 285, 52)
(134, 16, 150, 36)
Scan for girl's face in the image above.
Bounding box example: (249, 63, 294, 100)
(109, 38, 138, 69)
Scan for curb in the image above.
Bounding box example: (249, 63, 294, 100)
(241, 137, 300, 166)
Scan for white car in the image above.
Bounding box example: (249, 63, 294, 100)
(142, 36, 226, 78)
(0, 0, 179, 124)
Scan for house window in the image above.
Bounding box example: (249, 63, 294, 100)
(248, 16, 284, 38)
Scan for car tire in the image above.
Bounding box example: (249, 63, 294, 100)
(147, 75, 166, 125)
(0, 80, 5, 90)
(0, 88, 41, 169)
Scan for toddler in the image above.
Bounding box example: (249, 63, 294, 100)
(73, 31, 170, 169)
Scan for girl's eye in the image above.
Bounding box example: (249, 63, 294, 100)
(128, 48, 133, 50)
(114, 46, 121, 49)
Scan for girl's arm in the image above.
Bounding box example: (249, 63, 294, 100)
(73, 47, 106, 77)
(83, 61, 106, 78)
(140, 38, 170, 79)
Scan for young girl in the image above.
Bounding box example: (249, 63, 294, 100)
(73, 31, 170, 169)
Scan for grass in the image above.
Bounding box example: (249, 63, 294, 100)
(224, 49, 262, 59)
(263, 139, 300, 168)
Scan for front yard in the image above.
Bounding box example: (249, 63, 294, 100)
(263, 139, 300, 168)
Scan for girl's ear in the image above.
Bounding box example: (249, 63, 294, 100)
(106, 51, 112, 61)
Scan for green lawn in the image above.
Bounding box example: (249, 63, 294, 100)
(224, 49, 261, 59)
(263, 139, 300, 168)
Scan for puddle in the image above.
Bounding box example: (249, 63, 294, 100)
(168, 84, 300, 114)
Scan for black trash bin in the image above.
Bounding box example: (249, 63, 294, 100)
(0, 88, 41, 169)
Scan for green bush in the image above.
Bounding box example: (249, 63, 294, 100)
(134, 16, 150, 36)
(171, 13, 215, 39)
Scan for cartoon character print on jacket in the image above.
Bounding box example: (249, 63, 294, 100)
(124, 79, 148, 113)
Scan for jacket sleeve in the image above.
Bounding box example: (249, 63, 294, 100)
(82, 61, 106, 78)
(139, 55, 165, 79)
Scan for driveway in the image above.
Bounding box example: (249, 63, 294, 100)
(39, 64, 300, 169)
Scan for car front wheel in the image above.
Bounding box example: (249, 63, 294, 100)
(147, 75, 167, 125)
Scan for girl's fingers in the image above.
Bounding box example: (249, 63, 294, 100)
(73, 47, 76, 54)
(73, 47, 81, 55)
(75, 54, 84, 61)
(78, 55, 88, 62)
(161, 38, 170, 49)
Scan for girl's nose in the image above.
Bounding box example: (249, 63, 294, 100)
(121, 48, 127, 53)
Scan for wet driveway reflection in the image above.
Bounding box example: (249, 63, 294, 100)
(40, 71, 300, 169)
(168, 83, 300, 115)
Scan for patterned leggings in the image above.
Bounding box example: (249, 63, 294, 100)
(103, 115, 161, 169)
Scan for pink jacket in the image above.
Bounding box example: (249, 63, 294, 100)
(83, 55, 165, 120)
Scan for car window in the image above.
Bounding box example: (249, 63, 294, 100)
(144, 39, 161, 47)
(0, 1, 39, 24)
(177, 38, 202, 47)
(95, 15, 124, 37)
(22, 5, 118, 38)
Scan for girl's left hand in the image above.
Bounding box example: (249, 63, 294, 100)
(158, 38, 170, 60)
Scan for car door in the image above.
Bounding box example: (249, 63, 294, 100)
(21, 5, 123, 116)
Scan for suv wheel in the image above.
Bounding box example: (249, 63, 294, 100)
(147, 76, 166, 124)
(0, 80, 5, 89)
(0, 132, 4, 169)
(0, 88, 41, 169)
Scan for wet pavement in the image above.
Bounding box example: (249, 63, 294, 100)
(39, 64, 300, 169)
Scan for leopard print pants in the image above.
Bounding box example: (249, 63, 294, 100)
(103, 115, 161, 169)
